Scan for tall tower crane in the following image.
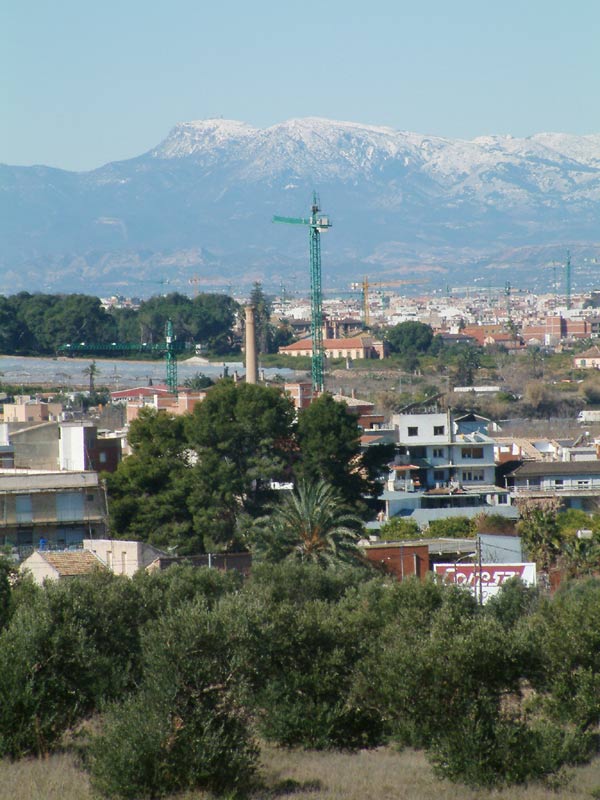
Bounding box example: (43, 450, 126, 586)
(58, 319, 184, 394)
(565, 250, 572, 310)
(351, 277, 430, 327)
(273, 193, 331, 393)
(505, 281, 512, 319)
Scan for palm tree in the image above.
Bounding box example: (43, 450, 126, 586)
(254, 479, 365, 566)
(82, 360, 99, 394)
(559, 536, 600, 579)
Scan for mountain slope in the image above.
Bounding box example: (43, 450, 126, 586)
(2, 117, 600, 294)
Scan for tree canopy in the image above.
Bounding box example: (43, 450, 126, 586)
(0, 291, 239, 356)
(253, 480, 365, 566)
(296, 393, 393, 511)
(106, 386, 392, 552)
(385, 321, 434, 355)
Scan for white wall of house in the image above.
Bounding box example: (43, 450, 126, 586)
(19, 551, 59, 584)
(393, 412, 451, 443)
(83, 539, 167, 577)
(59, 424, 86, 471)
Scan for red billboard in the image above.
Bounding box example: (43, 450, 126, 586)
(434, 563, 536, 603)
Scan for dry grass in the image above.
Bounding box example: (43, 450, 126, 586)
(0, 752, 93, 800)
(1, 745, 600, 800)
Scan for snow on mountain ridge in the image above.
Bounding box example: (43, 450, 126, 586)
(133, 117, 600, 204)
(152, 118, 256, 158)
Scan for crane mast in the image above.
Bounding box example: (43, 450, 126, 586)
(273, 193, 331, 393)
(565, 250, 572, 310)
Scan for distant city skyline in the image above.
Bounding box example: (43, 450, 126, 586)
(3, 0, 600, 171)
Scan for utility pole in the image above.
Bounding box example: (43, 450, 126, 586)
(273, 193, 331, 393)
(476, 534, 484, 606)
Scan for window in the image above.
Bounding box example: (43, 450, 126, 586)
(99, 452, 107, 464)
(462, 469, 484, 481)
(86, 494, 95, 502)
(432, 448, 445, 458)
(433, 425, 445, 436)
(434, 470, 445, 480)
(461, 447, 484, 459)
(554, 479, 563, 487)
(15, 495, 33, 524)
(498, 495, 508, 504)
(56, 492, 84, 522)
(578, 480, 590, 487)
(408, 427, 418, 437)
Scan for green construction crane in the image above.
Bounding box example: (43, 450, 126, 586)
(565, 250, 572, 310)
(273, 193, 332, 392)
(504, 281, 512, 319)
(57, 319, 184, 394)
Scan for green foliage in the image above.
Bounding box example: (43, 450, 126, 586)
(485, 577, 540, 629)
(0, 572, 146, 758)
(452, 344, 482, 386)
(185, 380, 296, 549)
(379, 516, 422, 540)
(296, 393, 393, 512)
(231, 587, 385, 750)
(87, 693, 172, 800)
(385, 321, 434, 355)
(182, 371, 214, 389)
(247, 560, 372, 606)
(0, 555, 15, 630)
(105, 408, 197, 552)
(3, 556, 600, 790)
(556, 508, 600, 537)
(0, 291, 239, 357)
(474, 513, 516, 534)
(517, 498, 563, 572)
(89, 601, 258, 799)
(429, 712, 586, 788)
(5, 292, 117, 354)
(249, 281, 274, 354)
(131, 563, 242, 618)
(529, 579, 600, 732)
(108, 383, 389, 553)
(253, 480, 365, 566)
(427, 516, 476, 538)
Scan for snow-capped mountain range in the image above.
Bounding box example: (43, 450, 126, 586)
(2, 117, 600, 295)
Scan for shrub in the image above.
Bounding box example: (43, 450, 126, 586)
(0, 572, 146, 758)
(429, 710, 588, 788)
(132, 563, 242, 617)
(247, 560, 371, 605)
(427, 516, 476, 538)
(0, 600, 89, 757)
(89, 600, 257, 798)
(253, 598, 386, 750)
(379, 517, 421, 540)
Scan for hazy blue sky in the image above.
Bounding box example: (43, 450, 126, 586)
(3, 0, 599, 171)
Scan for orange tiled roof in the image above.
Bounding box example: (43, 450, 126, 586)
(40, 550, 106, 576)
(576, 346, 600, 359)
(281, 336, 373, 351)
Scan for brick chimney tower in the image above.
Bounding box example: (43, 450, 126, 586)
(245, 305, 258, 384)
